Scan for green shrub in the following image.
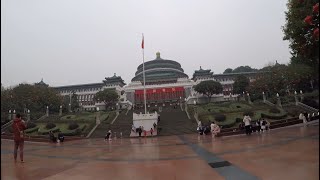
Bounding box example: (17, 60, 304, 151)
(269, 108, 281, 113)
(38, 126, 60, 135)
(214, 114, 226, 122)
(235, 118, 242, 123)
(302, 97, 319, 109)
(25, 126, 39, 133)
(68, 122, 79, 130)
(243, 111, 254, 117)
(45, 122, 56, 129)
(261, 112, 287, 119)
(26, 122, 37, 129)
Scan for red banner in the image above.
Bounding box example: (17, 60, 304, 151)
(135, 87, 184, 95)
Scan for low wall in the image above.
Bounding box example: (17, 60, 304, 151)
(133, 112, 157, 130)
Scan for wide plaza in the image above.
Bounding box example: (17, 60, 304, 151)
(1, 121, 318, 180)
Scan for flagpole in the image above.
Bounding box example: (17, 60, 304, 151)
(142, 33, 147, 114)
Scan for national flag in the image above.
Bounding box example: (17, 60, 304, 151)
(141, 34, 144, 49)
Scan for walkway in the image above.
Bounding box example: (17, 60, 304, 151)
(1, 122, 319, 180)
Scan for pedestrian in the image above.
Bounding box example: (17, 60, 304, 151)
(138, 126, 142, 137)
(243, 114, 252, 135)
(105, 130, 112, 141)
(256, 119, 261, 133)
(12, 113, 27, 163)
(150, 128, 154, 136)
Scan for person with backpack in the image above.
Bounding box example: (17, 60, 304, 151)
(12, 113, 27, 163)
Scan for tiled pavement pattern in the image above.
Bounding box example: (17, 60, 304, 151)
(1, 122, 319, 180)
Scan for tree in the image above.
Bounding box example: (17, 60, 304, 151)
(283, 0, 319, 79)
(1, 84, 63, 122)
(232, 66, 258, 73)
(223, 68, 233, 74)
(233, 75, 250, 94)
(194, 80, 223, 103)
(94, 89, 119, 110)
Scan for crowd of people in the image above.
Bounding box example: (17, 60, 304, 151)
(240, 115, 270, 135)
(130, 122, 157, 137)
(197, 121, 221, 136)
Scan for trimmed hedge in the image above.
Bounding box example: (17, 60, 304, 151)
(235, 118, 242, 123)
(269, 108, 281, 113)
(68, 122, 79, 130)
(214, 114, 226, 122)
(261, 112, 288, 120)
(25, 126, 39, 133)
(38, 126, 60, 135)
(243, 111, 254, 117)
(45, 122, 56, 129)
(27, 122, 37, 129)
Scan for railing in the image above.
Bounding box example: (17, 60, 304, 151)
(297, 102, 319, 112)
(36, 114, 47, 121)
(1, 120, 13, 132)
(264, 100, 276, 106)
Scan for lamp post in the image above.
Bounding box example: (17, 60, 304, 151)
(46, 106, 49, 117)
(27, 109, 30, 122)
(193, 100, 197, 115)
(300, 90, 304, 102)
(276, 93, 282, 108)
(262, 92, 266, 102)
(96, 107, 100, 125)
(59, 105, 62, 116)
(247, 93, 252, 104)
(8, 110, 12, 121)
(13, 110, 16, 119)
(294, 91, 298, 105)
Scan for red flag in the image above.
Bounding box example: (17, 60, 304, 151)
(141, 34, 144, 49)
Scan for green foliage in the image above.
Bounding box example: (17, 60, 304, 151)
(214, 114, 226, 122)
(45, 122, 56, 129)
(1, 84, 63, 119)
(94, 89, 119, 109)
(26, 122, 37, 129)
(194, 80, 223, 102)
(223, 68, 233, 74)
(269, 108, 281, 114)
(25, 126, 39, 133)
(243, 111, 254, 117)
(68, 122, 79, 130)
(232, 75, 250, 94)
(283, 0, 319, 78)
(232, 66, 258, 73)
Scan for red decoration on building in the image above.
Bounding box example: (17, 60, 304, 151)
(304, 16, 313, 25)
(313, 3, 319, 14)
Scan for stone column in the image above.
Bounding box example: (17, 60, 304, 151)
(46, 106, 49, 117)
(13, 110, 16, 120)
(8, 110, 12, 121)
(300, 90, 304, 102)
(27, 109, 30, 121)
(294, 91, 299, 105)
(96, 107, 100, 125)
(262, 92, 266, 103)
(59, 105, 62, 116)
(276, 93, 282, 108)
(247, 93, 253, 104)
(229, 93, 232, 101)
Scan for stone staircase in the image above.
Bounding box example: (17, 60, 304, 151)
(157, 106, 197, 136)
(90, 110, 133, 138)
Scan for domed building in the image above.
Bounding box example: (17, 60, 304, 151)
(131, 52, 189, 85)
(125, 52, 194, 105)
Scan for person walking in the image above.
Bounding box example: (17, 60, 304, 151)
(12, 113, 27, 163)
(243, 114, 252, 135)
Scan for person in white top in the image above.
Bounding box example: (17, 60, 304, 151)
(212, 123, 221, 137)
(210, 122, 215, 135)
(243, 115, 252, 135)
(299, 113, 307, 124)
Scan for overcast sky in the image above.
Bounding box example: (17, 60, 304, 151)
(1, 0, 291, 88)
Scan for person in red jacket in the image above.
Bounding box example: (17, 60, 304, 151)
(12, 113, 27, 163)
